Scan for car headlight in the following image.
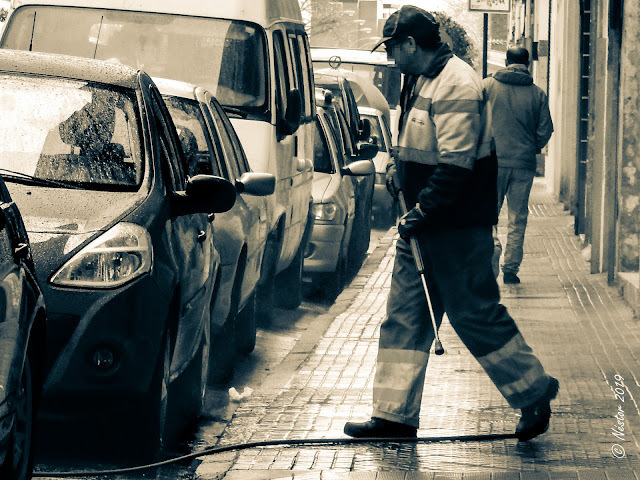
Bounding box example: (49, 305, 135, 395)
(50, 223, 152, 288)
(312, 202, 338, 222)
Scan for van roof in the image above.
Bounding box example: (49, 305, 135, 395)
(9, 0, 303, 26)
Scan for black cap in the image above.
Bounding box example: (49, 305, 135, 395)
(371, 5, 441, 53)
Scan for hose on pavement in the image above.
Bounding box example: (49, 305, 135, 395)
(33, 432, 518, 477)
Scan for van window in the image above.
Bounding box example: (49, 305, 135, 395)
(296, 34, 314, 119)
(2, 7, 269, 117)
(273, 31, 290, 126)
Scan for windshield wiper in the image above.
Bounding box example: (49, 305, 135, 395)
(0, 169, 83, 190)
(222, 106, 248, 119)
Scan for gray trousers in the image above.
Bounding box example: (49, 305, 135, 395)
(372, 227, 551, 428)
(493, 167, 535, 275)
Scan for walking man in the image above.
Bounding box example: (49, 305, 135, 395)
(343, 5, 558, 442)
(484, 46, 554, 283)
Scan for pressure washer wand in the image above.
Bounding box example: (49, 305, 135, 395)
(398, 191, 445, 355)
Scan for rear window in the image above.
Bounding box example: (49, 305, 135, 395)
(2, 6, 268, 117)
(0, 73, 143, 190)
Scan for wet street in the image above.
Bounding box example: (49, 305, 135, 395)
(32, 179, 640, 479)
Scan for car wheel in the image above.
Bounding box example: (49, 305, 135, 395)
(138, 334, 170, 461)
(275, 242, 304, 310)
(0, 356, 34, 480)
(324, 254, 346, 301)
(235, 291, 257, 356)
(208, 317, 236, 385)
(255, 237, 280, 325)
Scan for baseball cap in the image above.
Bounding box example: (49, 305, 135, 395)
(371, 5, 441, 53)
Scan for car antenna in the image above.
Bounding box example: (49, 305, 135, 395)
(93, 16, 104, 59)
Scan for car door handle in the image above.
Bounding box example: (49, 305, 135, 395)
(197, 230, 207, 243)
(14, 242, 29, 260)
(208, 213, 215, 223)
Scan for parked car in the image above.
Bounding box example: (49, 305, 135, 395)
(313, 71, 377, 269)
(358, 105, 397, 226)
(154, 77, 275, 383)
(304, 89, 374, 299)
(0, 176, 46, 480)
(0, 49, 237, 459)
(0, 0, 317, 322)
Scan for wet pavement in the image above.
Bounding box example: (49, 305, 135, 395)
(195, 178, 640, 480)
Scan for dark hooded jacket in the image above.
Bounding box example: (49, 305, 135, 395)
(482, 64, 553, 171)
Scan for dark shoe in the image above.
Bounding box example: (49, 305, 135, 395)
(344, 417, 417, 438)
(503, 272, 520, 284)
(516, 377, 560, 441)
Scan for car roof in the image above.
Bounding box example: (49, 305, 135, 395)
(8, 0, 304, 26)
(0, 48, 141, 88)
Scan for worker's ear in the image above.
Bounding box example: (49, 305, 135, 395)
(405, 36, 418, 55)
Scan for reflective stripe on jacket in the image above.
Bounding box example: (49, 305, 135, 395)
(396, 55, 497, 228)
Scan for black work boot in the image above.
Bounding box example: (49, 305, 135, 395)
(344, 417, 417, 438)
(503, 272, 520, 284)
(516, 377, 560, 441)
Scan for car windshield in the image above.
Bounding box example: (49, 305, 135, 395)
(2, 6, 268, 117)
(0, 74, 143, 190)
(361, 114, 388, 153)
(313, 62, 401, 108)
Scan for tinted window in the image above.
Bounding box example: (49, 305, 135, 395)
(3, 7, 268, 114)
(150, 87, 186, 190)
(313, 117, 334, 174)
(0, 73, 142, 189)
(163, 96, 222, 178)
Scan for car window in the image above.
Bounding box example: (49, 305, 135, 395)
(0, 73, 142, 190)
(273, 30, 290, 125)
(313, 116, 335, 174)
(149, 87, 186, 191)
(210, 100, 251, 176)
(206, 100, 240, 181)
(296, 34, 315, 119)
(361, 113, 388, 152)
(163, 96, 223, 178)
(2, 7, 268, 116)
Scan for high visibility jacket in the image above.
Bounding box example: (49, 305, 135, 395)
(396, 54, 497, 228)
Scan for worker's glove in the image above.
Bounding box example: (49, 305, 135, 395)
(385, 163, 399, 201)
(398, 204, 427, 240)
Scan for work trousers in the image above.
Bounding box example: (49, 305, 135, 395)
(493, 167, 535, 275)
(372, 226, 552, 428)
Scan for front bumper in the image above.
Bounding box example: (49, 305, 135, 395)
(303, 224, 345, 273)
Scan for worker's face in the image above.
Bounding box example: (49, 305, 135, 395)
(385, 37, 418, 74)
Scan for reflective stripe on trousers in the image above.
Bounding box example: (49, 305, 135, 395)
(373, 227, 551, 428)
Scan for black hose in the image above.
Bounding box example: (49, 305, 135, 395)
(33, 433, 518, 477)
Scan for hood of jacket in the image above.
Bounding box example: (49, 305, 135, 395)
(492, 64, 533, 85)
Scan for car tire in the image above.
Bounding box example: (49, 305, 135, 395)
(324, 254, 346, 301)
(275, 242, 304, 310)
(208, 317, 236, 385)
(255, 236, 280, 325)
(235, 291, 257, 356)
(0, 356, 35, 480)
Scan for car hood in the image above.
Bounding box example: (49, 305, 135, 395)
(6, 184, 144, 279)
(8, 184, 141, 235)
(312, 172, 340, 204)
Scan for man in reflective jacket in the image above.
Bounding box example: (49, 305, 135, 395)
(343, 5, 559, 442)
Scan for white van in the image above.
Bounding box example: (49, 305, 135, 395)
(2, 0, 316, 316)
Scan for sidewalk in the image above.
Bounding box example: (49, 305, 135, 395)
(195, 178, 640, 480)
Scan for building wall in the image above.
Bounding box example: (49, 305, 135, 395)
(618, 0, 640, 276)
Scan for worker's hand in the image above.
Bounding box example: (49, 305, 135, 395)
(385, 163, 399, 201)
(398, 204, 427, 240)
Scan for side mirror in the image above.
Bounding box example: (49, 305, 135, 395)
(341, 159, 375, 177)
(358, 118, 371, 141)
(183, 174, 236, 213)
(279, 89, 302, 138)
(358, 142, 379, 161)
(236, 172, 275, 196)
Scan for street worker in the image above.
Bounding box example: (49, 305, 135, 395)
(343, 5, 559, 442)
(484, 46, 554, 283)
